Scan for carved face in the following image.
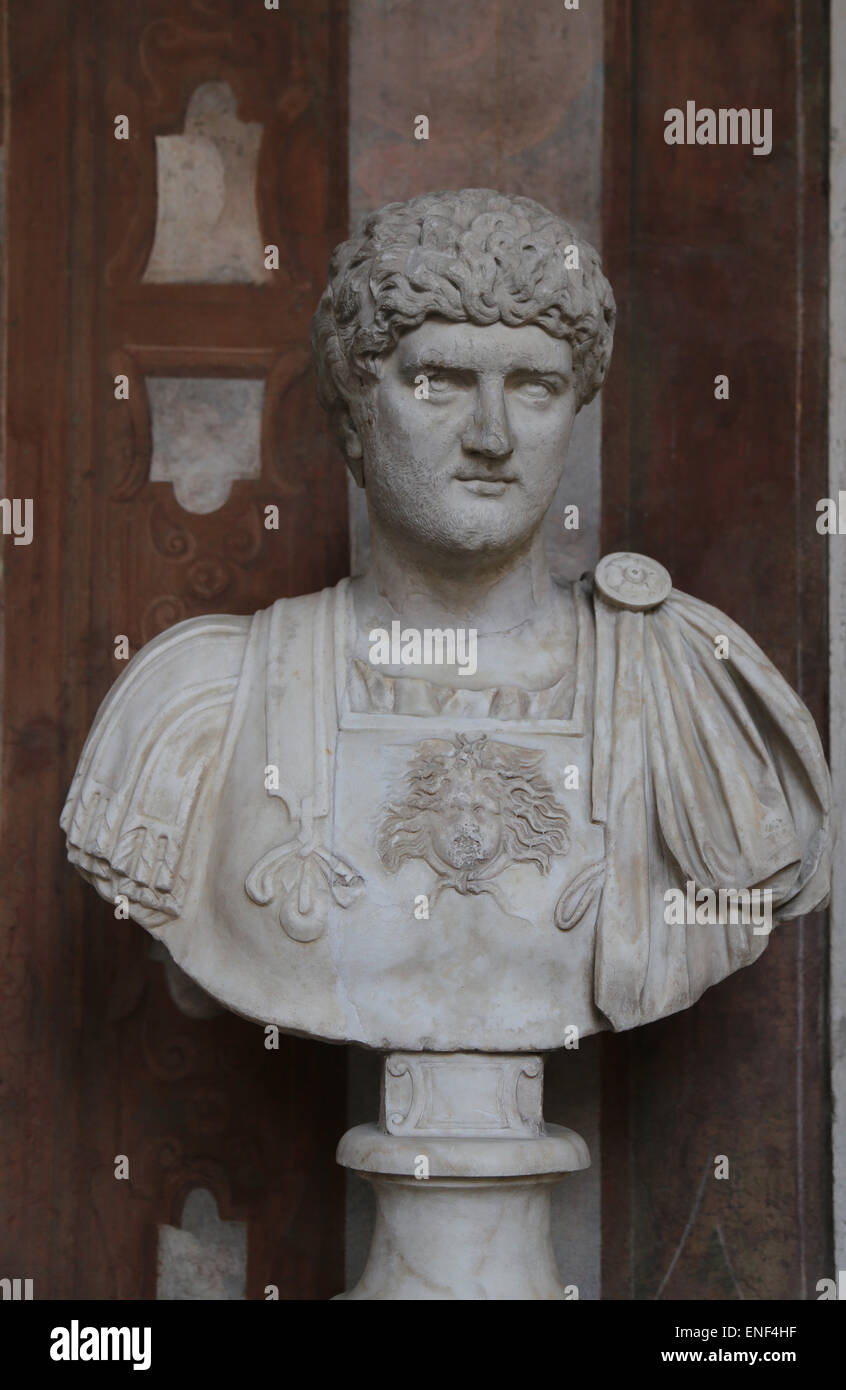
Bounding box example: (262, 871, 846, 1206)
(351, 319, 577, 560)
(428, 773, 504, 872)
(378, 734, 570, 900)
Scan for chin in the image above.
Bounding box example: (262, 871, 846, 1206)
(426, 521, 535, 560)
(450, 507, 539, 552)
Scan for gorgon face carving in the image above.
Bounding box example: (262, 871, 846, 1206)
(377, 734, 569, 913)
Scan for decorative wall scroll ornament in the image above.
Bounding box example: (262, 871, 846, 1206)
(377, 733, 569, 920)
(245, 799, 364, 942)
(185, 558, 235, 602)
(147, 495, 264, 569)
(148, 504, 200, 563)
(139, 497, 266, 639)
(139, 13, 263, 119)
(140, 594, 191, 641)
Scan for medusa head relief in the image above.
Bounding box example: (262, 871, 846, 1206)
(376, 734, 571, 920)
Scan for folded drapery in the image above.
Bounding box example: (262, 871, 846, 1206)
(591, 579, 830, 1031)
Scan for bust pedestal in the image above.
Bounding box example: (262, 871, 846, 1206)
(335, 1052, 588, 1300)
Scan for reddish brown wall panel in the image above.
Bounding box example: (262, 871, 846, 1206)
(601, 0, 830, 1299)
(1, 0, 348, 1299)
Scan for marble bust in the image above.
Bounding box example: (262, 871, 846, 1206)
(62, 190, 831, 1297)
(62, 186, 830, 1044)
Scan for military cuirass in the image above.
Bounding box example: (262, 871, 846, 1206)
(62, 557, 831, 1044)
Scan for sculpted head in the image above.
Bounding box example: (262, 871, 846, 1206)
(312, 189, 615, 564)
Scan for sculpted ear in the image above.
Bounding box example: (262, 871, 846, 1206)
(339, 407, 365, 487)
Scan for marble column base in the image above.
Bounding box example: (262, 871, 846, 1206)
(335, 1052, 589, 1301)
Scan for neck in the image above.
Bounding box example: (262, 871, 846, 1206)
(359, 517, 554, 633)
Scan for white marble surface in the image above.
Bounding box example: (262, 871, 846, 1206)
(336, 1053, 588, 1300)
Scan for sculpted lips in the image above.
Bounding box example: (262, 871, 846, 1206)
(454, 473, 517, 497)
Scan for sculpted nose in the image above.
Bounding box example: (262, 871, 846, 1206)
(461, 382, 513, 460)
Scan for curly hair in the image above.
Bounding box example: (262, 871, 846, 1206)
(311, 188, 616, 455)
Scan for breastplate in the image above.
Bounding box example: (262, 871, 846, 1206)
(324, 580, 606, 1050)
(193, 577, 607, 1051)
